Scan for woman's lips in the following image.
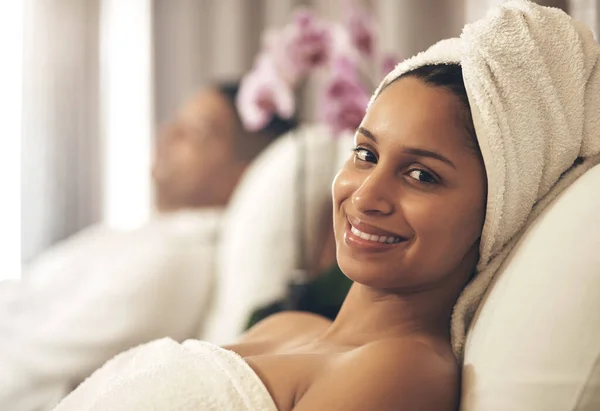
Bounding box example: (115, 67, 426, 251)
(346, 215, 405, 239)
(344, 221, 407, 251)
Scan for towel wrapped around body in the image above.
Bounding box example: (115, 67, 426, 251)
(53, 338, 278, 411)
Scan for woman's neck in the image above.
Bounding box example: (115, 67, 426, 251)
(319, 241, 479, 347)
(317, 282, 458, 346)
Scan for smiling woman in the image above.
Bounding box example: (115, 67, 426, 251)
(334, 65, 487, 295)
(216, 64, 486, 411)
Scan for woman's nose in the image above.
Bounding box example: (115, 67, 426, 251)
(351, 172, 394, 215)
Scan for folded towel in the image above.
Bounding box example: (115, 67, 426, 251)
(53, 338, 278, 411)
(370, 0, 600, 359)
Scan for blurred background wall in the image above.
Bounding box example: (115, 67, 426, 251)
(19, 0, 592, 266)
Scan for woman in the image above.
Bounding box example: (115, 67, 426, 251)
(53, 2, 599, 410)
(225, 62, 485, 411)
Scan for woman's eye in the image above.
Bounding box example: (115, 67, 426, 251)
(408, 169, 438, 184)
(353, 147, 377, 163)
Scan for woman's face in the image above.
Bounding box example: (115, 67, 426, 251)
(333, 76, 487, 291)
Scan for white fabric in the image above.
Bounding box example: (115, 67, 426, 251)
(0, 209, 222, 411)
(202, 125, 352, 345)
(462, 164, 600, 411)
(53, 338, 278, 411)
(369, 0, 600, 358)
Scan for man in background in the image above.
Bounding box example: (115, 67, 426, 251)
(0, 82, 296, 411)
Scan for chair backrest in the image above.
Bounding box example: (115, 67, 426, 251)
(200, 125, 352, 344)
(461, 164, 600, 411)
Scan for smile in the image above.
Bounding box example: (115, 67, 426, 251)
(349, 225, 403, 244)
(343, 217, 408, 251)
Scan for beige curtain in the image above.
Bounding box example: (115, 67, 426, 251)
(570, 0, 599, 38)
(21, 0, 101, 262)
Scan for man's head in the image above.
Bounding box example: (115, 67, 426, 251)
(152, 82, 297, 211)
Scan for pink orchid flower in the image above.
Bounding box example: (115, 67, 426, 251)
(237, 55, 295, 131)
(265, 7, 332, 83)
(321, 57, 370, 137)
(344, 2, 375, 57)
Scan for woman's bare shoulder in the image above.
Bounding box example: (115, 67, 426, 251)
(242, 311, 332, 341)
(225, 311, 332, 356)
(293, 337, 459, 411)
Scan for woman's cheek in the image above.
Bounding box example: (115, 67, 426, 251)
(332, 164, 360, 206)
(430, 197, 482, 254)
(403, 196, 454, 244)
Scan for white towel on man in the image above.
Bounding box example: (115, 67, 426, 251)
(370, 0, 600, 359)
(53, 338, 278, 411)
(1, 209, 223, 411)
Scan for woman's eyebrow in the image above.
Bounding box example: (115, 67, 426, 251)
(357, 126, 377, 142)
(403, 147, 456, 169)
(358, 126, 456, 169)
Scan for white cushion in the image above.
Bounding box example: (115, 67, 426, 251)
(461, 164, 600, 411)
(201, 125, 352, 344)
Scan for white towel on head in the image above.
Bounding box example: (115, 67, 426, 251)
(370, 0, 600, 359)
(53, 338, 278, 411)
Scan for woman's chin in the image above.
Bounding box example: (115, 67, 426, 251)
(338, 259, 395, 288)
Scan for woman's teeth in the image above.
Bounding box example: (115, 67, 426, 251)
(350, 225, 402, 244)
